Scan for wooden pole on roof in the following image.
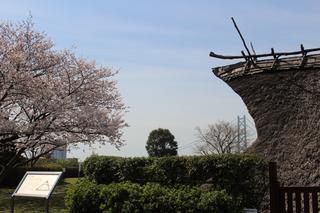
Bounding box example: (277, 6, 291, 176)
(231, 17, 254, 63)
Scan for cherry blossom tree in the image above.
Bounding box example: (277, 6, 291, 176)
(0, 19, 127, 183)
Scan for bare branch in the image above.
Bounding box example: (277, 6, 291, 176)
(195, 121, 242, 155)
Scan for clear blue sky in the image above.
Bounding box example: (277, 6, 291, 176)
(1, 1, 319, 160)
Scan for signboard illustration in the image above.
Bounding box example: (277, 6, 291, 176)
(13, 171, 62, 198)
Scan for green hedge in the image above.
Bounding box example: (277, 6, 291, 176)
(65, 179, 240, 213)
(65, 178, 101, 213)
(83, 154, 268, 209)
(1, 164, 63, 187)
(1, 164, 81, 187)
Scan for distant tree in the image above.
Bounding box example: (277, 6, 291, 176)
(146, 128, 178, 157)
(195, 121, 240, 155)
(0, 19, 127, 184)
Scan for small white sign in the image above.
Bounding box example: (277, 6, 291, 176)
(13, 171, 62, 198)
(243, 208, 258, 213)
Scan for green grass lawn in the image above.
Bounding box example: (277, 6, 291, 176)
(0, 178, 78, 213)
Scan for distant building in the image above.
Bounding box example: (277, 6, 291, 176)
(51, 146, 67, 160)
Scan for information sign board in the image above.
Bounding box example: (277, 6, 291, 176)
(12, 171, 62, 198)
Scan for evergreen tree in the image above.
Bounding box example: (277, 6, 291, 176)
(146, 128, 178, 157)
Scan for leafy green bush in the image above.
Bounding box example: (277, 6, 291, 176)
(1, 164, 64, 187)
(65, 178, 101, 213)
(198, 190, 239, 212)
(117, 157, 151, 183)
(184, 154, 268, 208)
(83, 154, 268, 208)
(32, 162, 63, 171)
(1, 158, 81, 186)
(66, 180, 240, 213)
(100, 182, 143, 212)
(140, 184, 239, 213)
(83, 155, 121, 184)
(57, 158, 79, 168)
(165, 185, 201, 212)
(146, 156, 188, 185)
(63, 167, 82, 178)
(34, 158, 81, 178)
(140, 183, 173, 212)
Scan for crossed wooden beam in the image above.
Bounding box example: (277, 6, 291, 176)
(209, 45, 320, 61)
(210, 17, 320, 65)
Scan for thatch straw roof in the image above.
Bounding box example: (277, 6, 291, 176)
(213, 54, 320, 186)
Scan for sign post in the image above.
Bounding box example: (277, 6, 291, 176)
(11, 171, 63, 213)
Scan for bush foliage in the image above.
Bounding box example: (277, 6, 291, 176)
(66, 179, 240, 213)
(83, 154, 268, 208)
(1, 158, 81, 186)
(65, 178, 101, 213)
(1, 164, 63, 187)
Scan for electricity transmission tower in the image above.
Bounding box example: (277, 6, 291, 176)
(237, 115, 247, 152)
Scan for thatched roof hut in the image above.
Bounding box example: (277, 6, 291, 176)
(212, 52, 320, 186)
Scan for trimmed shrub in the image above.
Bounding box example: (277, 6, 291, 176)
(65, 178, 101, 213)
(32, 162, 63, 171)
(83, 154, 268, 209)
(184, 154, 268, 208)
(198, 190, 239, 212)
(1, 158, 81, 186)
(140, 183, 173, 212)
(65, 180, 240, 213)
(83, 155, 121, 184)
(100, 182, 143, 212)
(1, 164, 63, 187)
(63, 167, 82, 178)
(57, 158, 79, 168)
(146, 156, 188, 185)
(117, 157, 151, 183)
